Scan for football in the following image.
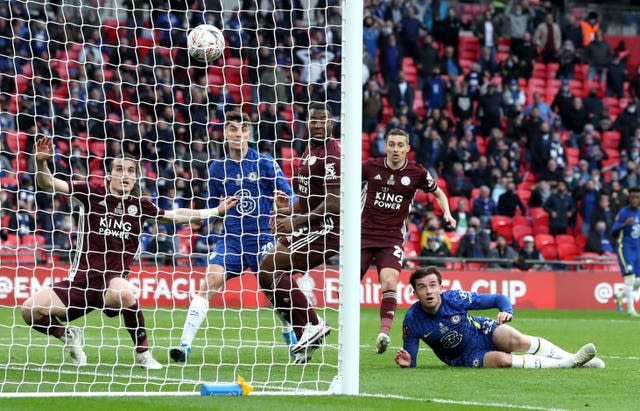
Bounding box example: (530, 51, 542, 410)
(187, 24, 225, 62)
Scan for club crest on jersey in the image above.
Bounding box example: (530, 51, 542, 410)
(325, 163, 338, 180)
(247, 172, 258, 182)
(304, 156, 317, 166)
(387, 174, 395, 185)
(451, 315, 461, 324)
(374, 174, 382, 180)
(114, 202, 124, 215)
(127, 205, 138, 216)
(98, 200, 106, 207)
(401, 176, 411, 186)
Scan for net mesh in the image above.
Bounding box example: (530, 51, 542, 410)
(0, 0, 342, 394)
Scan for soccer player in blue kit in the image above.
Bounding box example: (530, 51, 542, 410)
(395, 267, 605, 369)
(612, 186, 640, 316)
(170, 111, 295, 362)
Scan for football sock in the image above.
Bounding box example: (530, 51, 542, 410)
(179, 294, 209, 346)
(511, 354, 572, 369)
(624, 274, 635, 313)
(526, 336, 571, 359)
(272, 273, 318, 340)
(30, 314, 65, 339)
(379, 290, 397, 335)
(121, 303, 148, 353)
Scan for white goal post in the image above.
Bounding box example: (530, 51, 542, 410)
(0, 0, 361, 397)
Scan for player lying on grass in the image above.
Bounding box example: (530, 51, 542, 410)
(396, 266, 605, 369)
(22, 137, 235, 369)
(360, 128, 456, 354)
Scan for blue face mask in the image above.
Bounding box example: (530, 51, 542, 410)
(596, 227, 606, 235)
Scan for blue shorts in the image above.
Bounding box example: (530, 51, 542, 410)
(208, 234, 274, 278)
(616, 246, 640, 277)
(448, 316, 499, 368)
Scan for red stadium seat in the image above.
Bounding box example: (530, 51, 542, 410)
(555, 234, 576, 245)
(535, 234, 555, 249)
(557, 243, 580, 261)
(540, 243, 558, 260)
(449, 196, 470, 213)
(513, 225, 533, 246)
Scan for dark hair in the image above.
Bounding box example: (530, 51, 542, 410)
(225, 110, 250, 125)
(309, 102, 332, 116)
(386, 128, 410, 142)
(409, 266, 442, 288)
(629, 186, 640, 195)
(106, 153, 141, 196)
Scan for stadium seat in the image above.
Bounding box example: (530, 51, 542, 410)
(512, 216, 531, 227)
(446, 231, 461, 256)
(491, 216, 513, 242)
(535, 234, 555, 249)
(555, 234, 575, 245)
(532, 224, 550, 235)
(513, 225, 533, 245)
(557, 243, 580, 261)
(539, 243, 558, 260)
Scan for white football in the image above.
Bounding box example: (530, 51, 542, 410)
(187, 24, 225, 62)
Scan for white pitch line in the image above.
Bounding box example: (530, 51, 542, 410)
(359, 393, 568, 411)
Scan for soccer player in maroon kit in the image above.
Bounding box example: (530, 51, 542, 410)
(22, 137, 235, 368)
(258, 103, 337, 364)
(361, 128, 456, 354)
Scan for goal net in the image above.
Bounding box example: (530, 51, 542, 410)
(0, 0, 354, 395)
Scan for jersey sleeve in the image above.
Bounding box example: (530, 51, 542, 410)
(140, 198, 164, 220)
(272, 157, 295, 204)
(324, 140, 341, 188)
(402, 315, 420, 368)
(610, 209, 627, 238)
(451, 291, 514, 314)
(418, 166, 438, 193)
(206, 163, 222, 210)
(66, 181, 93, 208)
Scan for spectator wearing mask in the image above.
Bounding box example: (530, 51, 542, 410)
(497, 181, 526, 217)
(488, 234, 517, 269)
(585, 220, 614, 255)
(516, 235, 545, 271)
(456, 224, 488, 259)
(544, 181, 577, 235)
(420, 235, 452, 267)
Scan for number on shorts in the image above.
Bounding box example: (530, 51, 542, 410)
(393, 245, 404, 265)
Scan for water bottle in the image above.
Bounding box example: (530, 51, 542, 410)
(200, 376, 253, 396)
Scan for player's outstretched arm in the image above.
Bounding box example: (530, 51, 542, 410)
(159, 197, 237, 224)
(33, 137, 71, 195)
(432, 187, 456, 229)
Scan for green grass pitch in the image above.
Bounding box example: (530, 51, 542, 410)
(1, 306, 638, 410)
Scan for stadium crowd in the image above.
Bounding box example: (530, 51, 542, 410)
(0, 0, 639, 269)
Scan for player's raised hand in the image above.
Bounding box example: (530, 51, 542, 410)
(496, 311, 513, 324)
(216, 196, 238, 216)
(34, 137, 53, 162)
(395, 348, 412, 368)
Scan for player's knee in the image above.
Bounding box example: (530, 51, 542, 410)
(119, 289, 137, 308)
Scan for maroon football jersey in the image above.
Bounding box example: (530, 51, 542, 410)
(362, 158, 437, 241)
(294, 138, 341, 233)
(67, 182, 164, 278)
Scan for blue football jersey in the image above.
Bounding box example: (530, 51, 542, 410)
(207, 149, 293, 236)
(402, 290, 512, 367)
(611, 205, 640, 250)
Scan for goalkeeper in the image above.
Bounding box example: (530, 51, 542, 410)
(170, 110, 296, 362)
(22, 137, 236, 369)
